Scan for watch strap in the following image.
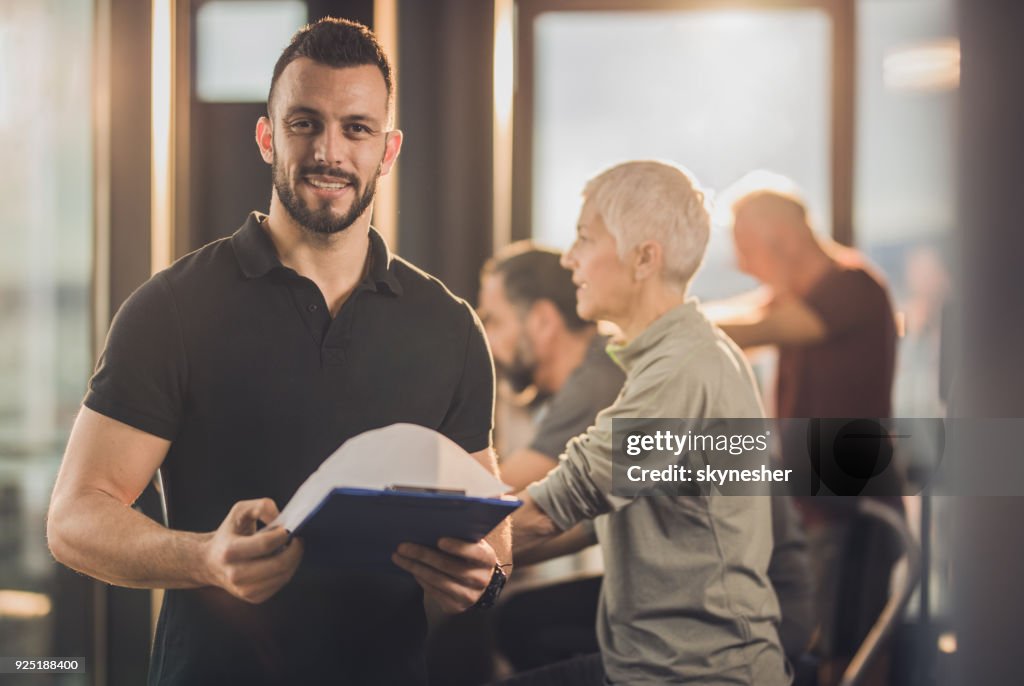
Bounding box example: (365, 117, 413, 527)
(471, 563, 507, 610)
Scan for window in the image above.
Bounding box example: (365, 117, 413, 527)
(529, 7, 832, 300)
(196, 1, 307, 103)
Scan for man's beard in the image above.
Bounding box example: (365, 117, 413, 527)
(496, 336, 537, 394)
(273, 159, 381, 236)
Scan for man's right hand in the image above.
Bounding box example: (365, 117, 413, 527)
(202, 498, 304, 604)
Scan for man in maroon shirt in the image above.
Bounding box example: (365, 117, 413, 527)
(718, 174, 901, 686)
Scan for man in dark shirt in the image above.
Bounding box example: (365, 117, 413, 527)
(47, 18, 509, 685)
(717, 174, 900, 686)
(478, 243, 626, 491)
(716, 175, 896, 421)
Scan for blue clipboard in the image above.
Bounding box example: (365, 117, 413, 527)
(291, 487, 521, 569)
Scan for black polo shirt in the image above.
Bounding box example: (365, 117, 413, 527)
(84, 213, 494, 685)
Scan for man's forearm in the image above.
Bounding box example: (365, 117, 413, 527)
(718, 320, 774, 349)
(511, 491, 562, 555)
(515, 521, 597, 566)
(48, 489, 212, 590)
(487, 518, 513, 572)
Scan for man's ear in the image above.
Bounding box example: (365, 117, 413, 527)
(632, 240, 663, 282)
(380, 129, 404, 177)
(255, 116, 274, 164)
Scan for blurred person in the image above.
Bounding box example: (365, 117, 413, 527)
(894, 245, 950, 417)
(509, 161, 790, 685)
(479, 244, 626, 492)
(716, 172, 902, 686)
(46, 18, 509, 686)
(426, 244, 625, 686)
(717, 172, 896, 421)
(479, 244, 623, 675)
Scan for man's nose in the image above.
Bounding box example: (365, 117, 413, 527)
(559, 249, 575, 270)
(314, 126, 346, 166)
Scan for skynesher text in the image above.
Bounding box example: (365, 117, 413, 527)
(627, 464, 793, 486)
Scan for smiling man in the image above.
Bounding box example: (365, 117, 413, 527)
(47, 18, 508, 685)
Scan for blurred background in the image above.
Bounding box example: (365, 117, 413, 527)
(0, 0, 1019, 684)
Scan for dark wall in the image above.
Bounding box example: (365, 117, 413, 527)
(397, 0, 494, 301)
(956, 0, 1024, 409)
(953, 1, 1024, 684)
(189, 101, 271, 244)
(109, 0, 154, 307)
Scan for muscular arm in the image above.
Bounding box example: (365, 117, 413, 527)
(47, 407, 301, 603)
(48, 407, 208, 588)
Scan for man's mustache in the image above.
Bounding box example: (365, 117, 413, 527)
(300, 166, 360, 186)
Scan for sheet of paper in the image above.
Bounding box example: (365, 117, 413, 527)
(274, 423, 512, 532)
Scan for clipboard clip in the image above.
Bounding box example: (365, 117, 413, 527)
(385, 484, 467, 496)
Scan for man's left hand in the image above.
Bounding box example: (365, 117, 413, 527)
(392, 538, 497, 614)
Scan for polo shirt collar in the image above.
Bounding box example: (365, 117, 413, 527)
(232, 213, 279, 279)
(231, 212, 403, 296)
(366, 225, 404, 296)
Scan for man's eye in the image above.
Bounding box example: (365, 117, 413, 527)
(346, 124, 372, 136)
(290, 120, 316, 132)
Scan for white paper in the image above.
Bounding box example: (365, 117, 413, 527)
(274, 423, 511, 532)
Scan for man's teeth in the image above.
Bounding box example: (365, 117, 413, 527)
(307, 178, 348, 190)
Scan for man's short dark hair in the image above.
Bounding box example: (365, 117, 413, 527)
(268, 17, 393, 117)
(482, 242, 589, 332)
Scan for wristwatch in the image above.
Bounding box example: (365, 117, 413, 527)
(471, 563, 508, 609)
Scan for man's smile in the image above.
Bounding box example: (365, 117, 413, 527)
(303, 174, 354, 196)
